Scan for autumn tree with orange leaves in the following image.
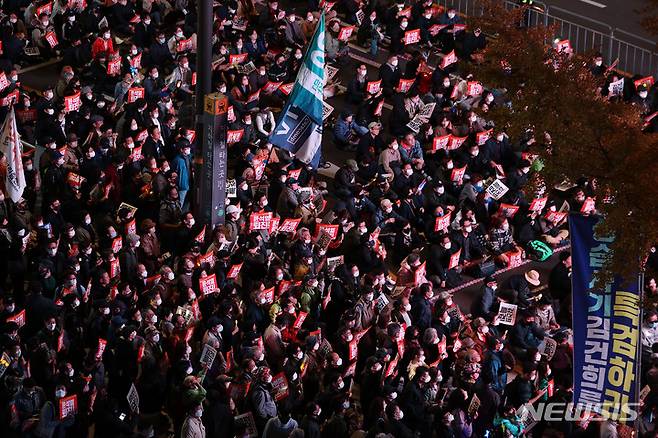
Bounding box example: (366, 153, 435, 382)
(463, 0, 658, 282)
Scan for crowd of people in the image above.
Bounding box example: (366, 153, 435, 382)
(0, 0, 657, 437)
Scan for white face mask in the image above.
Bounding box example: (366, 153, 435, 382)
(295, 352, 304, 360)
(335, 357, 343, 366)
(595, 60, 603, 66)
(45, 108, 54, 115)
(481, 326, 489, 334)
(446, 161, 454, 169)
(104, 33, 111, 39)
(639, 91, 648, 99)
(47, 322, 56, 331)
(167, 272, 175, 280)
(404, 304, 411, 312)
(391, 59, 398, 67)
(295, 53, 302, 59)
(443, 242, 451, 250)
(338, 381, 345, 389)
(56, 389, 66, 398)
(448, 12, 455, 18)
(102, 307, 110, 315)
(443, 316, 451, 325)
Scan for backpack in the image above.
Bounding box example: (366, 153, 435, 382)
(526, 240, 553, 261)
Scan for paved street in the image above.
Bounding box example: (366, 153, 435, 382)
(541, 0, 655, 41)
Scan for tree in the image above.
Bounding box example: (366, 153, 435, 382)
(640, 0, 658, 38)
(463, 0, 658, 282)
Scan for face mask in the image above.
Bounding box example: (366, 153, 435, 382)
(48, 248, 57, 256)
(345, 334, 353, 343)
(176, 31, 184, 38)
(47, 322, 56, 331)
(152, 334, 160, 343)
(446, 414, 455, 423)
(45, 109, 54, 115)
(67, 230, 75, 238)
(194, 408, 203, 417)
(443, 242, 451, 250)
(42, 20, 49, 26)
(186, 366, 193, 374)
(109, 231, 117, 239)
(404, 304, 411, 312)
(335, 357, 343, 366)
(68, 280, 77, 288)
(97, 101, 105, 108)
(181, 63, 189, 69)
(131, 49, 138, 55)
(295, 352, 304, 360)
(443, 316, 451, 325)
(391, 59, 398, 67)
(56, 389, 66, 398)
(144, 19, 151, 25)
(400, 21, 408, 29)
(68, 369, 75, 377)
(464, 226, 473, 233)
(155, 298, 162, 306)
(651, 321, 658, 328)
(365, 293, 374, 301)
(446, 161, 454, 170)
(6, 304, 15, 313)
(338, 381, 345, 389)
(264, 374, 273, 383)
(595, 60, 603, 66)
(102, 307, 110, 315)
(404, 169, 413, 176)
(158, 38, 165, 44)
(45, 92, 54, 99)
(422, 374, 431, 383)
(639, 91, 648, 99)
(26, 164, 33, 171)
(353, 270, 360, 278)
(104, 33, 111, 39)
(481, 326, 489, 334)
(10, 18, 17, 23)
(295, 53, 302, 60)
(372, 363, 382, 372)
(398, 410, 405, 420)
(167, 272, 175, 280)
(448, 12, 455, 18)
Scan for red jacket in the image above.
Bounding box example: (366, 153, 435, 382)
(91, 37, 114, 60)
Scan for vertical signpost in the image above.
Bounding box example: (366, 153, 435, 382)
(195, 93, 228, 228)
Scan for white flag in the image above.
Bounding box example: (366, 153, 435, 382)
(1, 108, 26, 202)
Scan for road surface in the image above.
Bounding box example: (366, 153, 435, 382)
(541, 0, 656, 43)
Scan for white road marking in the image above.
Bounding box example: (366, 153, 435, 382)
(576, 0, 606, 8)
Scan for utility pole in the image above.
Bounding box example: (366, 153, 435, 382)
(194, 0, 229, 228)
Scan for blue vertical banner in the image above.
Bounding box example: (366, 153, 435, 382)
(270, 13, 325, 168)
(570, 214, 641, 419)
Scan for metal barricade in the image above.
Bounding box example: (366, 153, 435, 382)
(439, 0, 658, 77)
